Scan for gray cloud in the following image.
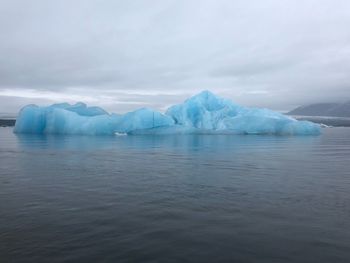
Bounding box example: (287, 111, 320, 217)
(0, 0, 350, 114)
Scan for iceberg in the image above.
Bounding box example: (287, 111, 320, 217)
(14, 91, 321, 135)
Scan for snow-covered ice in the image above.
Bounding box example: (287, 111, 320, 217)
(14, 91, 320, 135)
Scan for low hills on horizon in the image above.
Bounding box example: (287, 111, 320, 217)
(287, 101, 350, 127)
(288, 101, 350, 118)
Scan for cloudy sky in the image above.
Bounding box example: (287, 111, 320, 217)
(1, 0, 350, 115)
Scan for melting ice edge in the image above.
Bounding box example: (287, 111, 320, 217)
(14, 91, 320, 136)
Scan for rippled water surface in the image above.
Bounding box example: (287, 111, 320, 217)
(0, 128, 350, 262)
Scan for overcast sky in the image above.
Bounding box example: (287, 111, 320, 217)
(0, 0, 350, 115)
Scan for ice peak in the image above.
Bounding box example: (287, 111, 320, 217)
(176, 90, 237, 113)
(188, 90, 221, 102)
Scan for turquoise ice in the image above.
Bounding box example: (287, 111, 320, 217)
(14, 91, 320, 135)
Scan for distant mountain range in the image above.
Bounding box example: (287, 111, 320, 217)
(288, 101, 350, 118)
(0, 119, 16, 127)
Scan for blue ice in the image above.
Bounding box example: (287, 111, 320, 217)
(14, 91, 320, 135)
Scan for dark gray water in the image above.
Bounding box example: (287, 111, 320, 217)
(0, 128, 350, 263)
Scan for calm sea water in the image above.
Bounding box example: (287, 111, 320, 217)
(0, 127, 349, 263)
